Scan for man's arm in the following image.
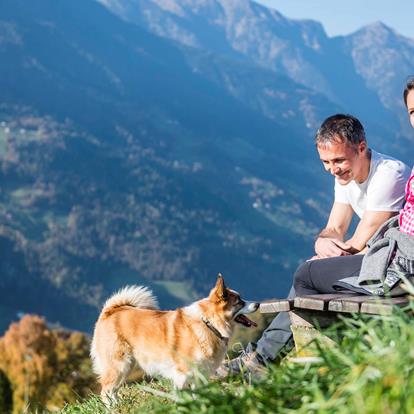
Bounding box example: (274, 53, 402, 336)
(314, 202, 354, 258)
(345, 210, 398, 253)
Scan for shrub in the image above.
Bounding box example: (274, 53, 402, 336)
(0, 315, 97, 413)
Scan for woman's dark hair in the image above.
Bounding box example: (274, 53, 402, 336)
(315, 114, 365, 147)
(403, 77, 414, 107)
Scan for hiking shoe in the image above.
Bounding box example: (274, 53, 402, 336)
(215, 350, 267, 380)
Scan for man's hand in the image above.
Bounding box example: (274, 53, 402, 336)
(314, 237, 353, 258)
(313, 202, 354, 259)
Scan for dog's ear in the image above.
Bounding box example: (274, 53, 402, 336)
(211, 273, 228, 301)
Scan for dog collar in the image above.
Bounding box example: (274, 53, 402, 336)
(202, 317, 229, 344)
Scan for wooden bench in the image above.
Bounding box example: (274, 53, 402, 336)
(260, 294, 411, 356)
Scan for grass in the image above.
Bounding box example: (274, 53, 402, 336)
(58, 380, 174, 414)
(57, 303, 414, 414)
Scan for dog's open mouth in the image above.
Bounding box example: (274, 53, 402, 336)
(234, 314, 257, 328)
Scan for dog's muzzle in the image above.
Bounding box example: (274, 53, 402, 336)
(234, 301, 259, 327)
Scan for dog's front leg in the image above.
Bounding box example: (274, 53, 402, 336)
(172, 371, 189, 390)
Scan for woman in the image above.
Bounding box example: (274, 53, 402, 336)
(294, 78, 414, 296)
(399, 78, 414, 235)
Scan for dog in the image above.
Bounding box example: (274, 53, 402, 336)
(90, 274, 259, 403)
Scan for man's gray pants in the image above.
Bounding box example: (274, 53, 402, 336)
(255, 286, 295, 361)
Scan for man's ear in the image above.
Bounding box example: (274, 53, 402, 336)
(211, 273, 227, 301)
(358, 140, 367, 154)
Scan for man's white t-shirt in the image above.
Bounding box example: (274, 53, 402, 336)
(334, 150, 410, 219)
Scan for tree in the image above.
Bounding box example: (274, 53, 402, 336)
(0, 315, 97, 413)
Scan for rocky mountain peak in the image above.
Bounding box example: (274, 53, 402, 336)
(353, 21, 396, 44)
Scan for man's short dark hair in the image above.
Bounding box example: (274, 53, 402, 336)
(403, 77, 414, 107)
(315, 114, 366, 147)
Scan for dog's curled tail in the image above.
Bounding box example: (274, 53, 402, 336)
(101, 285, 159, 315)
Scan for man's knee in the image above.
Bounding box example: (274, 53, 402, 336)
(293, 261, 311, 291)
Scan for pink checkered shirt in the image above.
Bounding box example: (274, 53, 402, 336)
(399, 172, 414, 235)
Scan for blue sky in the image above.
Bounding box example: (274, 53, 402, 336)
(254, 0, 414, 39)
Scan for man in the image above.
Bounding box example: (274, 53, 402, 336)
(217, 114, 410, 377)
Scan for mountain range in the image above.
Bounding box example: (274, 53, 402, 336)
(0, 0, 412, 333)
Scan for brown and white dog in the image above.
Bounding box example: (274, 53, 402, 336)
(90, 274, 259, 403)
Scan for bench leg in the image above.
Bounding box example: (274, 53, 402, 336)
(289, 310, 338, 357)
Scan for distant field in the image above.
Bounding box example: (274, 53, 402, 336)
(0, 129, 8, 156)
(154, 280, 197, 304)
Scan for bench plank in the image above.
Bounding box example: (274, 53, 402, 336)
(360, 297, 409, 315)
(294, 294, 355, 311)
(260, 299, 293, 313)
(260, 294, 411, 316)
(328, 295, 372, 313)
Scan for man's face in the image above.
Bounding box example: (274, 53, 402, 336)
(317, 139, 367, 185)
